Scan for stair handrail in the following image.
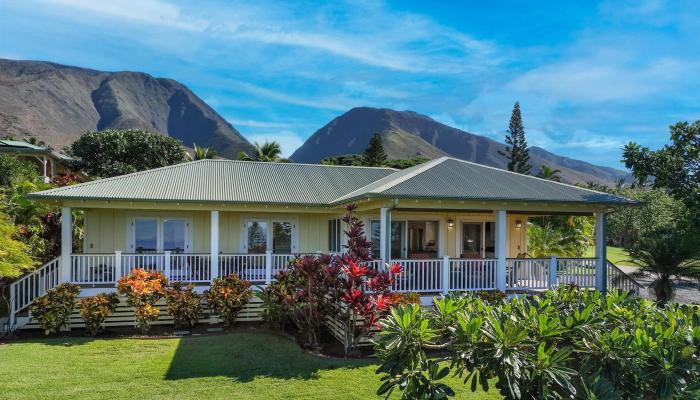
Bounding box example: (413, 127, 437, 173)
(606, 259, 643, 294)
(8, 257, 61, 331)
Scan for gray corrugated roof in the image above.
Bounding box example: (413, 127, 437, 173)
(0, 139, 73, 160)
(29, 160, 397, 205)
(331, 157, 635, 205)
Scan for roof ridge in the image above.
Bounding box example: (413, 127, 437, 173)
(204, 158, 397, 171)
(443, 157, 618, 197)
(329, 157, 449, 203)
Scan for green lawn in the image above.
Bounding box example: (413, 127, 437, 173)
(0, 331, 500, 400)
(585, 246, 637, 266)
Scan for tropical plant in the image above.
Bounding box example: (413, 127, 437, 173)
(237, 141, 289, 162)
(0, 155, 39, 187)
(117, 269, 168, 334)
(205, 273, 252, 327)
(498, 101, 532, 175)
(623, 120, 700, 218)
(69, 129, 188, 177)
(23, 137, 46, 147)
(78, 293, 119, 336)
(164, 282, 202, 328)
(626, 229, 700, 304)
(0, 211, 34, 279)
(30, 283, 80, 335)
(527, 216, 594, 258)
(536, 165, 561, 182)
(187, 143, 217, 161)
(375, 287, 700, 400)
(362, 133, 388, 167)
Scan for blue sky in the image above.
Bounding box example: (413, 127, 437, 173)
(1, 0, 699, 169)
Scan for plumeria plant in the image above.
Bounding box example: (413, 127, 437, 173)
(117, 268, 167, 334)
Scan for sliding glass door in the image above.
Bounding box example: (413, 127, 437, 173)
(460, 221, 496, 258)
(130, 217, 190, 253)
(243, 219, 297, 254)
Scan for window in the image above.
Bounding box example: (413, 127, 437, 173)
(243, 219, 297, 254)
(246, 221, 268, 253)
(370, 220, 407, 258)
(460, 221, 496, 258)
(131, 217, 190, 253)
(328, 219, 342, 253)
(134, 218, 158, 253)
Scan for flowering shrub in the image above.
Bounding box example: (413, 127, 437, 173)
(30, 283, 80, 335)
(117, 268, 167, 334)
(164, 282, 202, 329)
(78, 292, 119, 336)
(390, 292, 421, 306)
(205, 273, 252, 326)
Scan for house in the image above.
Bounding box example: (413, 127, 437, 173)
(0, 139, 88, 183)
(9, 157, 639, 329)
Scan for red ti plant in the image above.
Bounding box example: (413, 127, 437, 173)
(335, 204, 402, 351)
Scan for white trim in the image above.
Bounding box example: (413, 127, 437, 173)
(126, 214, 193, 253)
(241, 216, 299, 254)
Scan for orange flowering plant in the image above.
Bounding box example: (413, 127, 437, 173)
(117, 268, 167, 333)
(205, 273, 252, 326)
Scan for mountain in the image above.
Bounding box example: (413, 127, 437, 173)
(291, 107, 629, 186)
(0, 59, 254, 157)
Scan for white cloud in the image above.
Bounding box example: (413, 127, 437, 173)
(40, 0, 206, 31)
(246, 132, 306, 157)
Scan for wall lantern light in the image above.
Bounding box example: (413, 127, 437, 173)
(515, 220, 523, 229)
(447, 219, 454, 228)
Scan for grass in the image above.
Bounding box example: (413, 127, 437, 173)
(0, 330, 501, 400)
(585, 246, 637, 266)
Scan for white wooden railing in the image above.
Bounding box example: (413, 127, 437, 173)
(9, 257, 60, 329)
(71, 254, 116, 284)
(449, 258, 497, 291)
(219, 253, 268, 282)
(507, 258, 550, 289)
(169, 254, 211, 282)
(607, 261, 642, 294)
(391, 258, 443, 293)
(557, 258, 597, 288)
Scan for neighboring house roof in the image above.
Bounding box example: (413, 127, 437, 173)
(29, 160, 397, 205)
(331, 157, 635, 205)
(0, 139, 73, 161)
(29, 157, 635, 206)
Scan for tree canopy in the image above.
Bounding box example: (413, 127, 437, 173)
(499, 102, 532, 175)
(362, 133, 388, 167)
(69, 129, 188, 178)
(238, 141, 289, 162)
(536, 164, 561, 182)
(623, 120, 699, 217)
(188, 143, 217, 160)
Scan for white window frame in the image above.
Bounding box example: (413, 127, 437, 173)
(241, 217, 298, 254)
(128, 215, 192, 253)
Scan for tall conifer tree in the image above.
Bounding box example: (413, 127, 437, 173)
(499, 102, 532, 174)
(363, 133, 388, 167)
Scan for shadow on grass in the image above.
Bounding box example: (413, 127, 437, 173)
(165, 330, 370, 382)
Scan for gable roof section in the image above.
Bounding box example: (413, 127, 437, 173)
(331, 157, 634, 205)
(29, 160, 397, 205)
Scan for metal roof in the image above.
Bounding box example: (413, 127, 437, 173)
(332, 157, 635, 205)
(29, 159, 397, 205)
(29, 157, 635, 206)
(0, 139, 73, 160)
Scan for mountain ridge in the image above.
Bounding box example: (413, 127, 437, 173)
(0, 59, 254, 157)
(291, 107, 629, 186)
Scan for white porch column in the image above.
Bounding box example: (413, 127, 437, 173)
(60, 207, 72, 283)
(42, 156, 49, 183)
(595, 212, 607, 292)
(379, 207, 392, 265)
(495, 210, 507, 291)
(210, 210, 220, 281)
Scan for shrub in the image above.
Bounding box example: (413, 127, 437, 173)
(78, 293, 119, 336)
(390, 292, 421, 306)
(30, 283, 80, 335)
(117, 268, 167, 334)
(164, 282, 202, 329)
(375, 287, 700, 399)
(205, 273, 252, 327)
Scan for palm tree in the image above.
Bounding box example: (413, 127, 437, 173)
(237, 141, 289, 162)
(536, 164, 562, 182)
(626, 229, 700, 304)
(187, 143, 217, 161)
(23, 137, 46, 147)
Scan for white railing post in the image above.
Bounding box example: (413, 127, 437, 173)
(210, 210, 220, 282)
(60, 207, 72, 283)
(495, 210, 507, 291)
(164, 251, 172, 280)
(265, 250, 273, 284)
(441, 255, 450, 295)
(114, 251, 122, 286)
(548, 256, 557, 288)
(379, 207, 392, 266)
(9, 283, 16, 330)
